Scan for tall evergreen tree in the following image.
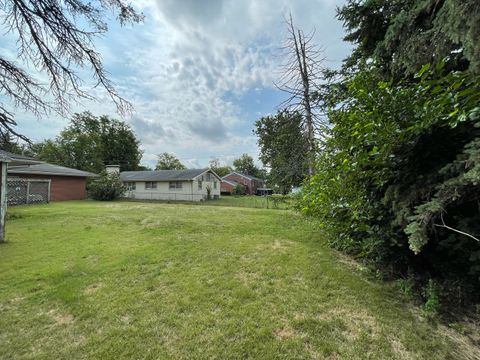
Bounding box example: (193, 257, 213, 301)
(338, 0, 480, 75)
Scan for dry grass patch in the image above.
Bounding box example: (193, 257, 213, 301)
(47, 309, 74, 326)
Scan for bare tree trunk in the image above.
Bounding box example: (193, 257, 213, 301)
(276, 14, 325, 176)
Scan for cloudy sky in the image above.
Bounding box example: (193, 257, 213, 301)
(9, 0, 350, 169)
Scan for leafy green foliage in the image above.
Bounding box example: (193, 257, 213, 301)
(0, 132, 28, 154)
(31, 112, 142, 173)
(88, 172, 125, 201)
(422, 279, 441, 318)
(233, 183, 245, 195)
(208, 158, 232, 177)
(298, 63, 480, 286)
(155, 152, 186, 170)
(232, 153, 265, 179)
(254, 111, 309, 194)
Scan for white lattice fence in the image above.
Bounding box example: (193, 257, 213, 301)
(7, 178, 50, 206)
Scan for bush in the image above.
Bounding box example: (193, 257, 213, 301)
(296, 63, 480, 305)
(89, 172, 125, 201)
(233, 183, 245, 195)
(422, 280, 441, 318)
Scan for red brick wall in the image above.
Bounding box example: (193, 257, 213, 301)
(8, 174, 87, 201)
(220, 181, 235, 193)
(223, 174, 251, 194)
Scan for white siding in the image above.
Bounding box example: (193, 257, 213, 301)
(192, 171, 221, 200)
(123, 171, 221, 202)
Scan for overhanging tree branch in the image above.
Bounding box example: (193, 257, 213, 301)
(0, 0, 143, 141)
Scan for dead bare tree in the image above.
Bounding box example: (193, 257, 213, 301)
(275, 14, 327, 175)
(0, 0, 143, 142)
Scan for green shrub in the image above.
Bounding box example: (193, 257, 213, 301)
(422, 280, 441, 318)
(89, 172, 125, 201)
(233, 183, 245, 195)
(296, 63, 480, 303)
(396, 276, 416, 300)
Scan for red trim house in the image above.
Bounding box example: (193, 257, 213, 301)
(221, 172, 266, 195)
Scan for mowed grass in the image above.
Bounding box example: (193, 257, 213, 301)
(124, 195, 291, 210)
(0, 201, 476, 359)
(207, 196, 291, 209)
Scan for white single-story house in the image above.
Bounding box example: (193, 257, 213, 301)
(119, 168, 221, 201)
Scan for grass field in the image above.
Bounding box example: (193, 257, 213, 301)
(0, 201, 477, 359)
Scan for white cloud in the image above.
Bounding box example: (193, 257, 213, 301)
(11, 0, 350, 169)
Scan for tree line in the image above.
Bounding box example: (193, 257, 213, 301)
(0, 111, 268, 180)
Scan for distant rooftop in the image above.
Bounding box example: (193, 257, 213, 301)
(221, 178, 239, 187)
(223, 171, 265, 182)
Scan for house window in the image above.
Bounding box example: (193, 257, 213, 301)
(124, 182, 136, 190)
(198, 180, 202, 190)
(169, 181, 183, 190)
(206, 173, 212, 181)
(213, 180, 217, 189)
(145, 181, 157, 190)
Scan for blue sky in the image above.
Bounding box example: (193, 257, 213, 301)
(6, 0, 350, 169)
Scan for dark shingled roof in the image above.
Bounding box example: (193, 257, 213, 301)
(120, 169, 210, 182)
(0, 149, 42, 165)
(8, 163, 98, 177)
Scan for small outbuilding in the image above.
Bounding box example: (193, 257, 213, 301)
(8, 162, 98, 202)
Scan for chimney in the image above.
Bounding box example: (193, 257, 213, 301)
(106, 165, 120, 175)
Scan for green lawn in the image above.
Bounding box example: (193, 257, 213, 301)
(124, 195, 291, 209)
(0, 201, 476, 359)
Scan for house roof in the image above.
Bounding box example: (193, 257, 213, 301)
(221, 179, 239, 187)
(0, 149, 43, 165)
(8, 163, 98, 177)
(223, 171, 265, 182)
(120, 168, 215, 182)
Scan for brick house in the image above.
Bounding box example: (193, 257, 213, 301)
(221, 172, 266, 195)
(8, 162, 97, 201)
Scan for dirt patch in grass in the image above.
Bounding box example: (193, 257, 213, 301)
(314, 305, 382, 345)
(255, 239, 294, 253)
(274, 325, 298, 340)
(236, 271, 259, 286)
(47, 309, 74, 325)
(388, 336, 412, 359)
(83, 283, 102, 295)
